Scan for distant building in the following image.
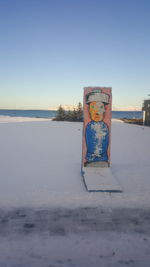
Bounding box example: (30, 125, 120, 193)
(142, 99, 150, 126)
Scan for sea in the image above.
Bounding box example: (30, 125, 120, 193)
(0, 109, 143, 119)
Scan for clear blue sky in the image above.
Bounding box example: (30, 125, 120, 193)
(0, 0, 150, 110)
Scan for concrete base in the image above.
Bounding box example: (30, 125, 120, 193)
(82, 167, 122, 192)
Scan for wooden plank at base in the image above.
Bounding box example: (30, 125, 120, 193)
(82, 167, 122, 192)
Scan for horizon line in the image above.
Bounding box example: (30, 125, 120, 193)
(0, 108, 142, 112)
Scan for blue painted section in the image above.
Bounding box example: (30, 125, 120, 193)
(85, 121, 109, 163)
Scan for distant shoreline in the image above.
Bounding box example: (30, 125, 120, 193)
(120, 118, 143, 126)
(0, 109, 143, 120)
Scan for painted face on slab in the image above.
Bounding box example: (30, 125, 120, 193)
(89, 101, 105, 122)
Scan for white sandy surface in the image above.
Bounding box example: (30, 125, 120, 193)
(0, 117, 150, 266)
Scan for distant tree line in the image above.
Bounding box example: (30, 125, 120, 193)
(53, 102, 83, 122)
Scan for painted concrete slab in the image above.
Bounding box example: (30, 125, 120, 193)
(82, 87, 112, 169)
(81, 87, 122, 192)
(82, 167, 122, 192)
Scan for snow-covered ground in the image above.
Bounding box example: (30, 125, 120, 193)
(0, 115, 50, 123)
(0, 117, 150, 208)
(0, 117, 150, 266)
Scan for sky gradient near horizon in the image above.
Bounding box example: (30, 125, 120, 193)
(0, 0, 150, 110)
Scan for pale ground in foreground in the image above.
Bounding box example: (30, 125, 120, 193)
(0, 117, 150, 267)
